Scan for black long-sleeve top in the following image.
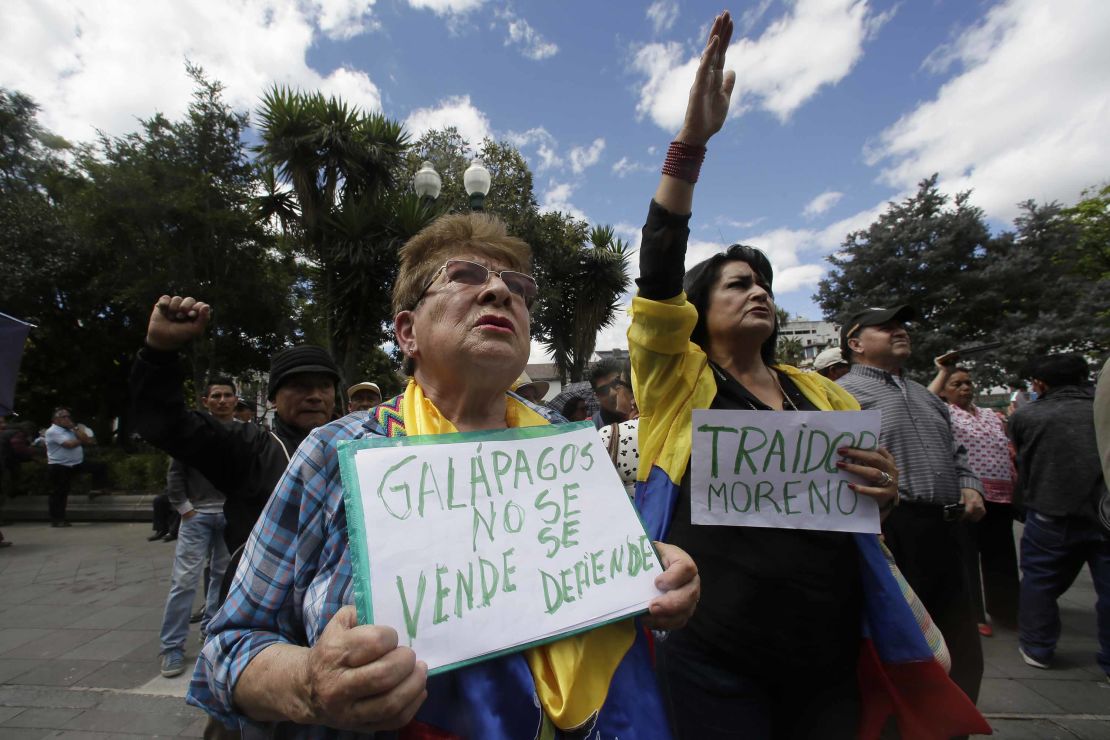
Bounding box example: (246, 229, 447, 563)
(130, 347, 308, 552)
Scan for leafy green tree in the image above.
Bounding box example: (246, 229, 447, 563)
(401, 129, 540, 239)
(532, 216, 632, 382)
(1, 69, 296, 438)
(255, 87, 435, 382)
(1062, 183, 1110, 283)
(817, 175, 1109, 386)
(974, 200, 1109, 381)
(816, 175, 995, 381)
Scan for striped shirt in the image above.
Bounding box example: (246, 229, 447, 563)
(839, 364, 982, 506)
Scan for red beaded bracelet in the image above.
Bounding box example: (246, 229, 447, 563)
(662, 140, 706, 184)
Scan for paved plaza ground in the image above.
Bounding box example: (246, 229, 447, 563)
(0, 520, 1106, 738)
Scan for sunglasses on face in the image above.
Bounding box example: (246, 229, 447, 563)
(417, 259, 538, 308)
(593, 379, 630, 395)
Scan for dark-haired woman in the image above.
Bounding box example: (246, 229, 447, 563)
(630, 11, 988, 740)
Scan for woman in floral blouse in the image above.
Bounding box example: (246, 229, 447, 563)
(933, 364, 1020, 632)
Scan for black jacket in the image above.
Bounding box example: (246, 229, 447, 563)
(130, 347, 308, 552)
(1010, 385, 1106, 520)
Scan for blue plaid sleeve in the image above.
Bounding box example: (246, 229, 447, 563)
(186, 416, 371, 731)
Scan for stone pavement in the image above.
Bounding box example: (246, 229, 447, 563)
(0, 522, 206, 738)
(0, 521, 1107, 738)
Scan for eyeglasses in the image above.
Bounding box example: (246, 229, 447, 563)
(593, 379, 630, 396)
(417, 259, 538, 308)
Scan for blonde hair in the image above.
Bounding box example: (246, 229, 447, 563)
(391, 212, 532, 316)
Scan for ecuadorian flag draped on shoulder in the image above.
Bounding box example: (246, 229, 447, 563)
(375, 381, 670, 740)
(629, 295, 991, 740)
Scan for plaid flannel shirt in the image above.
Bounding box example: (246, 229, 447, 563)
(187, 398, 563, 738)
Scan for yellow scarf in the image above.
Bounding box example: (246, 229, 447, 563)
(400, 379, 635, 730)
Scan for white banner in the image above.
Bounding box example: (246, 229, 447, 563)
(690, 409, 883, 534)
(340, 421, 663, 673)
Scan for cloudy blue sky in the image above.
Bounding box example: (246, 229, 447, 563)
(4, 0, 1108, 360)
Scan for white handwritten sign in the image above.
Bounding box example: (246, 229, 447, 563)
(338, 421, 663, 674)
(690, 410, 883, 534)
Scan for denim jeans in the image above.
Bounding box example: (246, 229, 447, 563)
(159, 511, 230, 655)
(1018, 512, 1110, 674)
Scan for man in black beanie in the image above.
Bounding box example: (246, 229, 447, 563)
(131, 295, 340, 554)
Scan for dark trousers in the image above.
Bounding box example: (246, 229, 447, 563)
(657, 637, 859, 739)
(47, 461, 108, 523)
(152, 492, 180, 536)
(976, 501, 1020, 628)
(1018, 512, 1110, 674)
(882, 503, 984, 704)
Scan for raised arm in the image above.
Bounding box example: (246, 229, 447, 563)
(927, 350, 961, 397)
(131, 295, 254, 494)
(653, 11, 735, 216)
(639, 11, 736, 303)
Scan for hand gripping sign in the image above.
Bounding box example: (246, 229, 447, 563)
(339, 421, 663, 674)
(690, 410, 883, 534)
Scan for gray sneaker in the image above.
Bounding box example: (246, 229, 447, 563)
(160, 651, 185, 678)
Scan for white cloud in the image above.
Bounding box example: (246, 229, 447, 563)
(711, 215, 766, 231)
(319, 66, 383, 113)
(568, 138, 605, 174)
(406, 0, 485, 16)
(507, 126, 562, 170)
(611, 157, 654, 178)
(404, 95, 492, 145)
(0, 0, 384, 143)
(592, 304, 634, 354)
(867, 0, 1110, 224)
(632, 0, 890, 130)
(646, 0, 679, 34)
(739, 0, 775, 35)
(313, 0, 379, 40)
(802, 190, 844, 218)
(501, 12, 559, 60)
(540, 180, 588, 221)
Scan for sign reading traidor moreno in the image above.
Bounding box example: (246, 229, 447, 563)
(690, 409, 883, 534)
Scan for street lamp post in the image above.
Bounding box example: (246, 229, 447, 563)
(463, 159, 491, 211)
(413, 160, 442, 203)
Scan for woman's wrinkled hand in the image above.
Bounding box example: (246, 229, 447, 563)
(837, 445, 899, 520)
(301, 606, 428, 732)
(643, 542, 700, 631)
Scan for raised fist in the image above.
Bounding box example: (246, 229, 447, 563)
(145, 295, 211, 352)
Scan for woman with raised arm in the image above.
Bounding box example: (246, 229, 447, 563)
(629, 11, 990, 740)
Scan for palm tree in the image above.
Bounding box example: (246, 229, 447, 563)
(533, 214, 631, 382)
(254, 87, 422, 380)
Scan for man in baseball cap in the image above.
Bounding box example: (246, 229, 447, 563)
(838, 303, 987, 706)
(812, 346, 850, 381)
(346, 381, 382, 412)
(839, 304, 917, 360)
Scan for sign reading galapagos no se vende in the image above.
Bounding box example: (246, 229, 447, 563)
(690, 409, 883, 534)
(338, 421, 663, 674)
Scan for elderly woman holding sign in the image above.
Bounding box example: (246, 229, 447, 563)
(630, 11, 989, 740)
(188, 214, 699, 737)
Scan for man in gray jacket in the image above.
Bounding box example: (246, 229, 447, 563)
(157, 376, 236, 679)
(1010, 354, 1108, 679)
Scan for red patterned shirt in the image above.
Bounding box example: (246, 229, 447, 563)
(948, 404, 1015, 503)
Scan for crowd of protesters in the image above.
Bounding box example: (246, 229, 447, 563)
(2, 9, 1107, 740)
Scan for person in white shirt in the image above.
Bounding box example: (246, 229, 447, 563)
(44, 407, 106, 527)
